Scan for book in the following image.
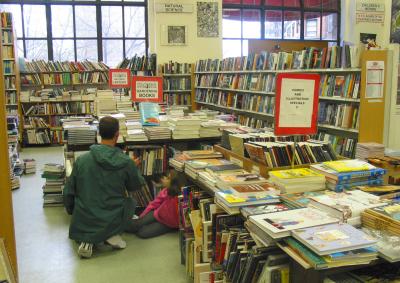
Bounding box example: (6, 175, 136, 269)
(323, 159, 375, 173)
(310, 163, 386, 182)
(292, 223, 376, 255)
(308, 189, 387, 226)
(241, 203, 290, 218)
(249, 207, 338, 239)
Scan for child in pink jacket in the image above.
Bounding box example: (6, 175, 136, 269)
(126, 174, 180, 238)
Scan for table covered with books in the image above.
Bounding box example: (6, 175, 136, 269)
(169, 140, 400, 283)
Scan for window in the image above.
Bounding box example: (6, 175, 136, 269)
(0, 0, 148, 66)
(223, 0, 339, 57)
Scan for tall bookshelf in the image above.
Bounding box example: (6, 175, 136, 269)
(160, 62, 194, 108)
(0, 14, 17, 277)
(194, 47, 362, 158)
(0, 12, 21, 142)
(19, 60, 109, 146)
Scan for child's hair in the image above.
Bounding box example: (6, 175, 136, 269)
(167, 177, 181, 197)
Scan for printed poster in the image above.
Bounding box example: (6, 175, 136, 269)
(131, 76, 163, 103)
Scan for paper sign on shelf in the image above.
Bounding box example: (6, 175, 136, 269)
(274, 73, 320, 136)
(109, 69, 131, 88)
(366, 60, 384, 99)
(131, 76, 163, 103)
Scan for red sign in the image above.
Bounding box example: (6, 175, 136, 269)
(131, 76, 163, 103)
(274, 73, 320, 136)
(109, 69, 131, 88)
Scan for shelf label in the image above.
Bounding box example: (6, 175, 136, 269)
(132, 76, 163, 103)
(155, 3, 193, 13)
(109, 69, 131, 88)
(230, 157, 243, 168)
(274, 73, 320, 136)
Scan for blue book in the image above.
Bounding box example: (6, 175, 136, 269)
(292, 223, 377, 255)
(328, 178, 384, 192)
(310, 163, 386, 182)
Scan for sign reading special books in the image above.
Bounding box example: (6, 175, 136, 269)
(109, 69, 131, 88)
(131, 76, 163, 103)
(274, 73, 320, 136)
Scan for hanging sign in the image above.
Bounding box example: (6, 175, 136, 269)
(274, 73, 320, 136)
(356, 0, 385, 24)
(155, 3, 193, 13)
(131, 76, 163, 103)
(109, 69, 131, 88)
(366, 60, 384, 99)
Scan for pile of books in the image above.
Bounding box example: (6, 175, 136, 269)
(199, 120, 224, 137)
(95, 90, 116, 115)
(42, 163, 65, 207)
(169, 150, 223, 171)
(125, 121, 148, 142)
(362, 203, 400, 237)
(144, 126, 171, 140)
(310, 159, 386, 192)
(23, 158, 36, 174)
(355, 142, 385, 160)
(268, 168, 326, 194)
(184, 158, 231, 180)
(245, 140, 337, 168)
(63, 124, 97, 145)
(169, 117, 202, 139)
(10, 171, 20, 190)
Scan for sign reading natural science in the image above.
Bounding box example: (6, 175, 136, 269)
(109, 69, 131, 88)
(274, 73, 320, 136)
(131, 76, 163, 103)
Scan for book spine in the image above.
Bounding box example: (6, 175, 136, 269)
(337, 168, 387, 182)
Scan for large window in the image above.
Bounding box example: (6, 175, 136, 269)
(223, 0, 339, 57)
(0, 0, 147, 67)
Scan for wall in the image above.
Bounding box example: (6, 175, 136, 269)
(341, 0, 391, 46)
(148, 0, 223, 65)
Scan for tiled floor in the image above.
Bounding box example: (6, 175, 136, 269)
(13, 146, 186, 283)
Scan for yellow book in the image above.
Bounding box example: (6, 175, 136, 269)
(269, 168, 324, 179)
(323, 160, 374, 173)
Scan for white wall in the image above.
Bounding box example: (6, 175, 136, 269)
(341, 0, 391, 46)
(148, 0, 223, 64)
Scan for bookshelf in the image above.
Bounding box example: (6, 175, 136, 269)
(0, 17, 17, 277)
(194, 47, 363, 157)
(160, 62, 194, 108)
(19, 60, 109, 146)
(0, 12, 21, 142)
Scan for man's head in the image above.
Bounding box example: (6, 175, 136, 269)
(99, 116, 119, 145)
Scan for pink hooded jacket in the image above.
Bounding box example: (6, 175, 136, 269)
(140, 188, 179, 228)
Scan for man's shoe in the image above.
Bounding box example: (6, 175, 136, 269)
(78, 242, 93, 258)
(105, 234, 127, 249)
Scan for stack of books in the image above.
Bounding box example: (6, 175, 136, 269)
(169, 150, 223, 172)
(63, 124, 97, 145)
(23, 158, 36, 174)
(10, 171, 20, 190)
(199, 120, 224, 137)
(42, 163, 65, 207)
(169, 117, 202, 139)
(249, 207, 338, 239)
(215, 182, 281, 215)
(283, 227, 378, 269)
(310, 160, 386, 192)
(269, 168, 326, 194)
(125, 121, 148, 142)
(144, 126, 171, 140)
(355, 142, 385, 160)
(184, 158, 232, 180)
(307, 189, 387, 226)
(95, 90, 116, 115)
(361, 202, 400, 237)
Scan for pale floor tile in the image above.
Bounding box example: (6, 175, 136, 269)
(13, 147, 187, 283)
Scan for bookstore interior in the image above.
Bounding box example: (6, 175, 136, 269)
(2, 0, 400, 283)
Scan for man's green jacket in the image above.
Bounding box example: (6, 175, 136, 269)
(63, 144, 143, 244)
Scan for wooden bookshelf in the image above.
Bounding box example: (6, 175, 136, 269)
(0, 12, 21, 141)
(194, 50, 363, 157)
(160, 62, 194, 108)
(0, 12, 18, 277)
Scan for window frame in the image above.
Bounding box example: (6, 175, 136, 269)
(0, 0, 148, 64)
(223, 0, 340, 57)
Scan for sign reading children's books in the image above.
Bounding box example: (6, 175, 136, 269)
(109, 69, 131, 88)
(131, 76, 163, 103)
(274, 73, 320, 136)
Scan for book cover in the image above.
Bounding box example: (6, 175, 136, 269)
(269, 168, 324, 180)
(249, 207, 338, 238)
(292, 223, 377, 255)
(323, 159, 375, 173)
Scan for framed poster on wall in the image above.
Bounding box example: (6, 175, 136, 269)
(274, 73, 320, 136)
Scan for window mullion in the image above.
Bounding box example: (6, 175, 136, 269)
(46, 3, 53, 60)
